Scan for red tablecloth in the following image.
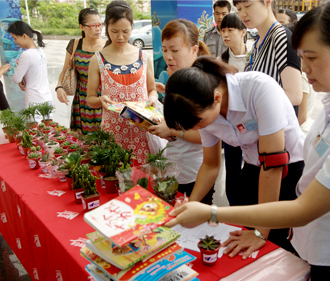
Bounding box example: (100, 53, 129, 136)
(0, 142, 280, 281)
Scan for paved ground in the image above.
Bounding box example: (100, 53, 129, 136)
(0, 39, 325, 280)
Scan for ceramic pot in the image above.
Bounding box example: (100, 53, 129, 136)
(45, 142, 59, 157)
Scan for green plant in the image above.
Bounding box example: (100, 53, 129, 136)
(38, 122, 45, 128)
(28, 152, 40, 159)
(49, 121, 57, 126)
(21, 130, 33, 148)
(19, 104, 38, 123)
(0, 108, 15, 128)
(57, 135, 66, 141)
(36, 130, 43, 137)
(36, 101, 55, 121)
(198, 235, 220, 251)
(62, 152, 82, 177)
(69, 143, 80, 149)
(50, 158, 58, 166)
(54, 147, 64, 154)
(62, 141, 71, 146)
(60, 126, 68, 131)
(72, 164, 96, 192)
(66, 130, 75, 135)
(43, 133, 49, 144)
(40, 152, 50, 162)
(85, 127, 115, 146)
(47, 140, 58, 145)
(53, 130, 61, 137)
(10, 113, 26, 135)
(43, 126, 51, 130)
(30, 146, 41, 152)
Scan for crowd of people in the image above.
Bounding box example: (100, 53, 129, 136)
(2, 0, 330, 279)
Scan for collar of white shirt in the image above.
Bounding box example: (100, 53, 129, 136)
(226, 73, 246, 113)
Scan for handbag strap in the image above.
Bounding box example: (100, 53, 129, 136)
(69, 38, 79, 66)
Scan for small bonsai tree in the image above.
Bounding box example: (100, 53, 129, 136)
(36, 101, 54, 122)
(198, 235, 220, 251)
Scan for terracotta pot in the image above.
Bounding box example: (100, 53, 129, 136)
(103, 176, 118, 194)
(42, 119, 52, 126)
(7, 134, 15, 143)
(72, 187, 84, 204)
(81, 156, 91, 164)
(65, 175, 73, 190)
(198, 241, 221, 267)
(60, 130, 68, 134)
(54, 167, 68, 182)
(43, 129, 51, 135)
(67, 148, 78, 153)
(26, 156, 40, 170)
(81, 192, 100, 212)
(39, 160, 51, 174)
(29, 122, 38, 129)
(54, 153, 65, 159)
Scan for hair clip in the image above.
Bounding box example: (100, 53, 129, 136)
(193, 62, 203, 70)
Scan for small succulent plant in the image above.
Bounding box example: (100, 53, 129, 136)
(198, 235, 220, 251)
(28, 152, 40, 159)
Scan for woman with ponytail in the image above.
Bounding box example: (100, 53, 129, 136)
(9, 21, 53, 122)
(148, 19, 215, 204)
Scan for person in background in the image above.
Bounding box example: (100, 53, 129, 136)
(9, 21, 53, 123)
(166, 5, 330, 279)
(0, 64, 10, 110)
(219, 13, 249, 206)
(276, 8, 297, 25)
(56, 8, 106, 134)
(148, 19, 214, 204)
(203, 0, 231, 58)
(276, 12, 317, 135)
(87, 0, 157, 165)
(163, 55, 305, 258)
(233, 0, 302, 113)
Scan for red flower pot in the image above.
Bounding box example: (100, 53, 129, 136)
(26, 156, 41, 170)
(60, 130, 68, 134)
(198, 241, 221, 267)
(81, 156, 91, 164)
(7, 134, 15, 143)
(81, 192, 100, 212)
(73, 187, 84, 204)
(66, 175, 73, 190)
(67, 148, 78, 153)
(43, 129, 51, 134)
(54, 167, 68, 182)
(42, 119, 52, 127)
(39, 160, 51, 174)
(103, 176, 118, 194)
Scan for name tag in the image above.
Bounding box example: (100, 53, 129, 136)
(313, 134, 329, 157)
(236, 120, 258, 134)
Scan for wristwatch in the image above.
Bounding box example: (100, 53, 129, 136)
(254, 229, 266, 240)
(208, 205, 218, 227)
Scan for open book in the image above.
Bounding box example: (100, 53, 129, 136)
(107, 101, 163, 130)
(85, 226, 180, 269)
(84, 185, 175, 248)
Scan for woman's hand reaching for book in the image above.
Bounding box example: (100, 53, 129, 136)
(146, 96, 158, 108)
(148, 119, 173, 139)
(100, 95, 112, 110)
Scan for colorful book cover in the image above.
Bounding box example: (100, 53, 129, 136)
(85, 264, 115, 281)
(107, 101, 163, 130)
(84, 186, 175, 248)
(158, 265, 199, 281)
(81, 243, 183, 281)
(86, 226, 180, 269)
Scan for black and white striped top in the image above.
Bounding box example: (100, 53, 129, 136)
(246, 24, 300, 86)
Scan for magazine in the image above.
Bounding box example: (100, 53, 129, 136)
(158, 264, 199, 281)
(85, 226, 180, 269)
(84, 185, 175, 248)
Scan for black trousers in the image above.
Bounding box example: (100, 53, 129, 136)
(310, 264, 330, 280)
(227, 161, 305, 253)
(178, 182, 215, 205)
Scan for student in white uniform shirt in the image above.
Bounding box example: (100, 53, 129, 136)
(163, 55, 305, 255)
(9, 21, 53, 123)
(165, 4, 330, 279)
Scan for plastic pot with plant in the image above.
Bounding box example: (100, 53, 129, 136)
(36, 101, 54, 126)
(54, 146, 65, 158)
(19, 104, 39, 129)
(38, 122, 45, 129)
(38, 152, 51, 174)
(198, 235, 221, 266)
(45, 140, 59, 157)
(26, 152, 41, 170)
(56, 135, 67, 144)
(52, 130, 61, 138)
(61, 140, 71, 150)
(29, 145, 41, 156)
(21, 130, 33, 157)
(80, 168, 99, 212)
(65, 130, 75, 141)
(49, 121, 58, 127)
(43, 126, 51, 134)
(54, 162, 69, 182)
(60, 126, 68, 134)
(68, 143, 80, 153)
(72, 164, 93, 204)
(61, 152, 82, 190)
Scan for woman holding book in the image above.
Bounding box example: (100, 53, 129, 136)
(148, 19, 215, 204)
(87, 0, 158, 164)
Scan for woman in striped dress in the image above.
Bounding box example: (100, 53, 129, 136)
(56, 8, 106, 134)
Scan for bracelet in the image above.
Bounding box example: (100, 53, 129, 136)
(148, 96, 158, 101)
(55, 86, 63, 92)
(254, 229, 266, 240)
(180, 129, 185, 139)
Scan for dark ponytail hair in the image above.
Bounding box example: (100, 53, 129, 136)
(104, 0, 133, 45)
(292, 2, 330, 50)
(162, 19, 210, 56)
(8, 21, 45, 48)
(164, 56, 237, 130)
(79, 8, 99, 38)
(220, 13, 247, 63)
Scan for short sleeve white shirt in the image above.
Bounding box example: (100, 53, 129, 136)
(291, 93, 330, 266)
(199, 72, 305, 166)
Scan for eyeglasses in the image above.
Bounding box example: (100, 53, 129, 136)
(83, 23, 103, 30)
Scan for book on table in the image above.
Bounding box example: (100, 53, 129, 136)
(107, 101, 163, 130)
(81, 243, 196, 281)
(85, 226, 180, 269)
(84, 185, 175, 248)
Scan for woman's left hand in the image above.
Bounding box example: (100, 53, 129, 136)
(146, 96, 158, 108)
(148, 119, 173, 139)
(222, 230, 267, 259)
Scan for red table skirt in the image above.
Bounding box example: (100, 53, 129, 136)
(0, 143, 279, 281)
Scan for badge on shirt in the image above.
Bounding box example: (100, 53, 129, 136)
(236, 120, 258, 134)
(313, 134, 329, 157)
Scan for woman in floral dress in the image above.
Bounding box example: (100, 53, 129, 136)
(87, 1, 158, 164)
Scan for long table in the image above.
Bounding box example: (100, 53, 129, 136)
(0, 139, 310, 280)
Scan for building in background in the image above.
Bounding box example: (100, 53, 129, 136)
(133, 0, 151, 14)
(275, 0, 322, 12)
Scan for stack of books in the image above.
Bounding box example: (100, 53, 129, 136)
(81, 186, 199, 281)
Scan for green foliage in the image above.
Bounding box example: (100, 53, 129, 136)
(47, 140, 57, 145)
(36, 101, 54, 121)
(38, 123, 45, 128)
(28, 152, 40, 159)
(57, 135, 66, 141)
(35, 130, 43, 137)
(30, 146, 40, 152)
(40, 151, 50, 162)
(199, 235, 220, 251)
(53, 130, 61, 137)
(72, 164, 96, 194)
(0, 109, 15, 128)
(62, 141, 71, 146)
(85, 127, 115, 146)
(43, 126, 51, 130)
(20, 104, 39, 123)
(62, 152, 82, 177)
(54, 146, 64, 154)
(10, 113, 26, 134)
(21, 130, 33, 148)
(60, 126, 68, 131)
(69, 143, 80, 149)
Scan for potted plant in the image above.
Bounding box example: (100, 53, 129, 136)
(54, 146, 65, 158)
(60, 126, 68, 134)
(147, 146, 180, 205)
(61, 140, 71, 150)
(198, 235, 221, 266)
(62, 152, 82, 190)
(39, 151, 51, 174)
(43, 126, 51, 134)
(19, 104, 39, 129)
(65, 130, 75, 142)
(49, 121, 58, 127)
(21, 130, 33, 157)
(36, 101, 55, 126)
(0, 109, 15, 142)
(10, 113, 26, 149)
(29, 145, 42, 156)
(72, 164, 92, 204)
(81, 171, 99, 212)
(67, 143, 80, 153)
(45, 140, 59, 157)
(56, 135, 67, 144)
(52, 129, 61, 139)
(26, 152, 41, 170)
(54, 163, 69, 182)
(46, 158, 59, 179)
(38, 122, 45, 130)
